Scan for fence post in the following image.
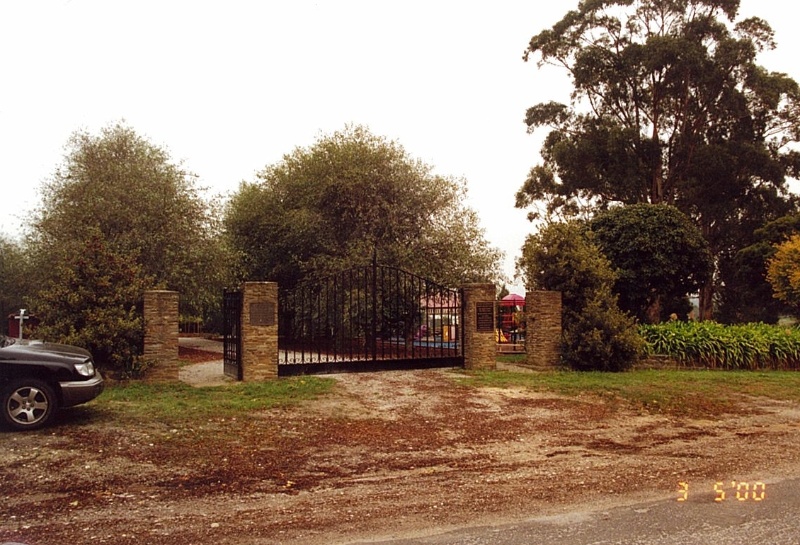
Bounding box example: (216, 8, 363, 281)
(461, 283, 497, 371)
(240, 281, 279, 381)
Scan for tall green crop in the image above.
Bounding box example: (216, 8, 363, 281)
(640, 322, 800, 370)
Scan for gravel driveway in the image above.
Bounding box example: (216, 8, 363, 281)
(2, 363, 800, 545)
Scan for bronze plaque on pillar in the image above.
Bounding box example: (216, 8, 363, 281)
(475, 302, 494, 332)
(249, 302, 275, 326)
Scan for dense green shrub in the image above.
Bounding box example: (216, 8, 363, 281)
(590, 204, 712, 323)
(32, 232, 150, 376)
(640, 321, 800, 369)
(562, 296, 645, 372)
(518, 220, 644, 371)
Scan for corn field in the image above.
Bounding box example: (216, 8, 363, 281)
(639, 321, 800, 370)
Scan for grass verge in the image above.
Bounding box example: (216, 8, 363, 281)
(458, 368, 800, 417)
(90, 367, 800, 425)
(93, 376, 335, 424)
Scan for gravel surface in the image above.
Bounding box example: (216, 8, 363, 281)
(2, 362, 800, 545)
(177, 338, 229, 387)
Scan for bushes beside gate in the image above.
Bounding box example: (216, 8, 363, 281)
(640, 321, 800, 370)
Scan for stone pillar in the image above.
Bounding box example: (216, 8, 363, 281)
(461, 283, 496, 371)
(143, 290, 180, 381)
(525, 290, 562, 369)
(240, 281, 279, 381)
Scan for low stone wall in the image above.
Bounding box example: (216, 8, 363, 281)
(635, 354, 682, 370)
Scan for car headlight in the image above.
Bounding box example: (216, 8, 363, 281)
(74, 360, 96, 377)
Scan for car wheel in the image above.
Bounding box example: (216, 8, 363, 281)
(1, 379, 58, 431)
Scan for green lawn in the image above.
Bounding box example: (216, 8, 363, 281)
(92, 366, 800, 425)
(457, 368, 800, 417)
(94, 376, 336, 424)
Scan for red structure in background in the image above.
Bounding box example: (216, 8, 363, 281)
(497, 294, 525, 340)
(6, 311, 40, 339)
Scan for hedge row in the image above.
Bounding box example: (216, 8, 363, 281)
(639, 321, 800, 370)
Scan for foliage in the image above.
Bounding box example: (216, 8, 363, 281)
(225, 125, 502, 288)
(561, 294, 645, 372)
(26, 122, 234, 370)
(518, 221, 614, 309)
(589, 204, 713, 322)
(517, 220, 644, 371)
(0, 236, 31, 335)
(640, 320, 800, 369)
(33, 232, 150, 374)
(766, 234, 800, 312)
(29, 122, 233, 323)
(516, 0, 800, 319)
(719, 212, 800, 322)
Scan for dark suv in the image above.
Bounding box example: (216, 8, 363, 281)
(0, 335, 104, 430)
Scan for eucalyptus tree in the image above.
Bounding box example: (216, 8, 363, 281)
(225, 125, 502, 288)
(516, 0, 800, 319)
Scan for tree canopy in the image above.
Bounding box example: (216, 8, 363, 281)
(718, 212, 800, 322)
(516, 0, 800, 319)
(27, 122, 232, 370)
(590, 204, 712, 323)
(29, 122, 231, 321)
(225, 125, 502, 288)
(33, 231, 149, 373)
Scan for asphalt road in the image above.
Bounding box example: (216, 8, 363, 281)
(350, 476, 800, 545)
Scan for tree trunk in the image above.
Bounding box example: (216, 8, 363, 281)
(650, 98, 665, 204)
(697, 215, 716, 321)
(650, 137, 663, 203)
(645, 295, 662, 324)
(698, 278, 714, 321)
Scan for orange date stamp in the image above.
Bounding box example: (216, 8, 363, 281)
(677, 481, 766, 502)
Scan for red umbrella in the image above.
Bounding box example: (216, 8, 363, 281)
(499, 293, 525, 306)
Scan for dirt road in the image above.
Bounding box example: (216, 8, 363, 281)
(2, 367, 800, 545)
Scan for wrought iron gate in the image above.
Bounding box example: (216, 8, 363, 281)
(278, 263, 464, 375)
(222, 288, 243, 380)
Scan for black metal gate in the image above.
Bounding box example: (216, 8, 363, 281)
(278, 263, 464, 375)
(222, 288, 243, 380)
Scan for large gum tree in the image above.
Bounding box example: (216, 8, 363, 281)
(516, 0, 800, 319)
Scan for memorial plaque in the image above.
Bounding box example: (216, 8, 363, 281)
(475, 302, 494, 332)
(249, 302, 275, 326)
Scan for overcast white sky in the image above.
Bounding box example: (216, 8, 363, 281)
(0, 1, 795, 287)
